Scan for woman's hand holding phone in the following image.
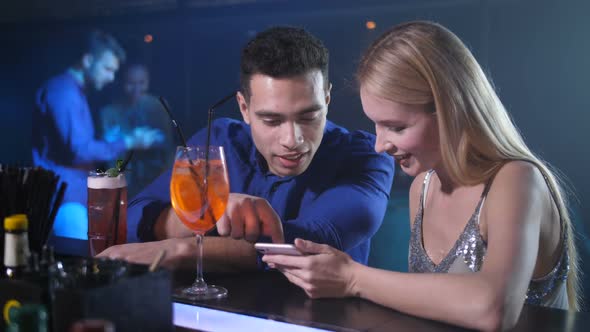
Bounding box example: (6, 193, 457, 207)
(254, 243, 304, 256)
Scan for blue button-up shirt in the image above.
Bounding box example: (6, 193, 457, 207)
(32, 71, 127, 206)
(131, 118, 394, 264)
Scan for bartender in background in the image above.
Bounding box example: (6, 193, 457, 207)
(32, 30, 163, 240)
(100, 64, 174, 198)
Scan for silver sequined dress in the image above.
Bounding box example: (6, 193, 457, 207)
(408, 170, 569, 309)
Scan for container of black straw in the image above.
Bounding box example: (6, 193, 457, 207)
(0, 164, 66, 259)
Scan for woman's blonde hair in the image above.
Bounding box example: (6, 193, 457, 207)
(357, 20, 580, 310)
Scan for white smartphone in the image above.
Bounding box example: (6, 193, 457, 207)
(254, 243, 304, 256)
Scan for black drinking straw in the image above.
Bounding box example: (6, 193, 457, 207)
(159, 93, 236, 160)
(0, 166, 63, 252)
(111, 187, 122, 250)
(118, 150, 134, 173)
(204, 92, 235, 166)
(44, 182, 66, 246)
(110, 149, 134, 247)
(159, 97, 189, 148)
(203, 92, 235, 211)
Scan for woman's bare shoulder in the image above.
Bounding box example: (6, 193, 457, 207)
(493, 161, 546, 191)
(484, 160, 550, 225)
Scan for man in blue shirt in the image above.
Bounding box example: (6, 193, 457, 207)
(33, 30, 162, 239)
(99, 27, 394, 271)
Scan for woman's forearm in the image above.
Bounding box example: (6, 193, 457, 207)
(350, 264, 518, 331)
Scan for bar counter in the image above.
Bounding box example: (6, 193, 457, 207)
(50, 236, 590, 332)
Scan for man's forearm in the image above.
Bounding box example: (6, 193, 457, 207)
(98, 235, 258, 273)
(154, 206, 193, 240)
(202, 237, 259, 272)
(177, 236, 259, 272)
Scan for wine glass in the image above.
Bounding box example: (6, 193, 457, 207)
(170, 146, 230, 300)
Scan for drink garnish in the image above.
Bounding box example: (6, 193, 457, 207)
(105, 159, 123, 177)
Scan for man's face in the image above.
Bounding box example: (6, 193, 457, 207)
(124, 67, 149, 103)
(84, 50, 119, 91)
(237, 71, 330, 177)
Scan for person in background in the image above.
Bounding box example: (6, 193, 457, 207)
(100, 64, 174, 198)
(32, 30, 163, 240)
(263, 21, 580, 331)
(99, 26, 394, 272)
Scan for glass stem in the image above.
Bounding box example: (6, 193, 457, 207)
(193, 233, 207, 290)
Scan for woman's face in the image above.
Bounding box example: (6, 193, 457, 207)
(360, 87, 441, 176)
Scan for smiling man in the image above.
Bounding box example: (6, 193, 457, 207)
(99, 27, 394, 272)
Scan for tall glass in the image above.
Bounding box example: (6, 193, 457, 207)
(87, 172, 127, 256)
(170, 146, 230, 300)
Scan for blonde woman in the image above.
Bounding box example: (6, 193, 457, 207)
(263, 21, 580, 331)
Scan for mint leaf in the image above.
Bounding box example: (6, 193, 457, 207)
(105, 159, 125, 177)
(106, 167, 119, 177)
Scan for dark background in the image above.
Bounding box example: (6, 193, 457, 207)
(1, 0, 588, 307)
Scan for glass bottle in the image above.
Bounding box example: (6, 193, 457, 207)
(3, 214, 31, 279)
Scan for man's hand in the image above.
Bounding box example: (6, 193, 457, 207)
(97, 238, 194, 270)
(216, 193, 284, 243)
(124, 127, 165, 150)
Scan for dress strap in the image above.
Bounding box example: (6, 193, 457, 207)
(475, 176, 494, 225)
(421, 170, 435, 211)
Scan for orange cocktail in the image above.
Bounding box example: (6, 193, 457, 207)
(170, 145, 230, 300)
(170, 158, 229, 233)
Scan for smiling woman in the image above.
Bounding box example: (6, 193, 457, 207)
(361, 93, 439, 175)
(264, 20, 581, 332)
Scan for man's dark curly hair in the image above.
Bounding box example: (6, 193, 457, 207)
(240, 26, 329, 101)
